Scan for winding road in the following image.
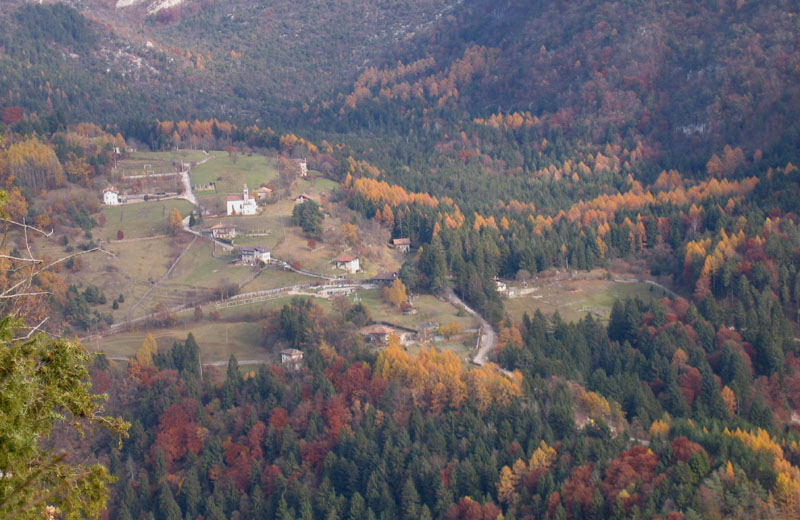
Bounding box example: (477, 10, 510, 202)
(444, 288, 497, 365)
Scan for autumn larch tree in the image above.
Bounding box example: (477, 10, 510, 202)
(168, 207, 183, 235)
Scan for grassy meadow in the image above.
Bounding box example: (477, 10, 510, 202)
(504, 278, 663, 323)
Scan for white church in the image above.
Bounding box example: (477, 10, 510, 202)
(226, 184, 258, 216)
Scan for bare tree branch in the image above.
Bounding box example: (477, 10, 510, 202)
(0, 254, 41, 263)
(34, 247, 115, 275)
(11, 317, 49, 341)
(0, 218, 53, 237)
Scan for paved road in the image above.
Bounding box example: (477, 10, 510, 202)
(444, 288, 497, 365)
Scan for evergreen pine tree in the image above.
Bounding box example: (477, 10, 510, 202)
(156, 481, 181, 520)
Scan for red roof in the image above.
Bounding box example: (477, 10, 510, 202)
(335, 255, 357, 263)
(392, 238, 411, 245)
(226, 195, 243, 202)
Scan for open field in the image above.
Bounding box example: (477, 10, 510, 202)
(100, 200, 193, 240)
(314, 177, 339, 194)
(91, 320, 269, 364)
(118, 150, 209, 176)
(191, 152, 277, 192)
(167, 239, 252, 289)
(504, 276, 665, 323)
(244, 269, 317, 291)
(64, 237, 178, 319)
(355, 289, 478, 331)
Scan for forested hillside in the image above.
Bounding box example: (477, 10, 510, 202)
(0, 0, 460, 123)
(1, 0, 800, 519)
(328, 0, 800, 168)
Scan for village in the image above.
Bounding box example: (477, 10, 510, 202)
(41, 148, 662, 372)
(63, 149, 499, 370)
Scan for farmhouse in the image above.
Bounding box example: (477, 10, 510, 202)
(359, 325, 394, 344)
(226, 184, 258, 216)
(102, 187, 120, 205)
(334, 255, 360, 274)
(210, 223, 236, 240)
(391, 237, 411, 253)
(495, 279, 508, 294)
(280, 348, 303, 371)
(294, 192, 314, 204)
(359, 325, 412, 345)
(241, 247, 271, 265)
(255, 186, 273, 201)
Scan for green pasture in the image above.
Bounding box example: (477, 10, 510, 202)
(354, 289, 478, 331)
(504, 279, 662, 323)
(119, 150, 208, 176)
(101, 200, 193, 240)
(190, 152, 277, 191)
(94, 321, 269, 364)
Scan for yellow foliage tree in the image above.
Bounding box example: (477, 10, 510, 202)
(579, 391, 611, 417)
(497, 465, 517, 505)
(168, 207, 183, 235)
(437, 321, 461, 339)
(136, 333, 158, 366)
(721, 386, 737, 416)
(382, 278, 408, 307)
(529, 440, 557, 469)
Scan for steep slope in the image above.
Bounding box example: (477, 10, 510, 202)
(0, 0, 461, 123)
(331, 0, 800, 168)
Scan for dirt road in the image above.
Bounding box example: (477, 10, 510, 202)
(444, 288, 497, 365)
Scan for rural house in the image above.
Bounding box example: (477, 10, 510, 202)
(255, 186, 273, 201)
(102, 187, 120, 205)
(280, 348, 303, 371)
(210, 223, 236, 240)
(391, 237, 411, 253)
(294, 192, 314, 204)
(359, 324, 412, 345)
(227, 184, 258, 215)
(241, 247, 271, 265)
(334, 255, 360, 274)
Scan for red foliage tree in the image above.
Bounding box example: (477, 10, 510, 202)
(444, 497, 502, 520)
(678, 366, 703, 406)
(671, 437, 705, 464)
(152, 399, 204, 470)
(600, 446, 663, 514)
(269, 407, 289, 434)
(1, 106, 23, 125)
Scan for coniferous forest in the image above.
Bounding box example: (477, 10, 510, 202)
(0, 0, 800, 519)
